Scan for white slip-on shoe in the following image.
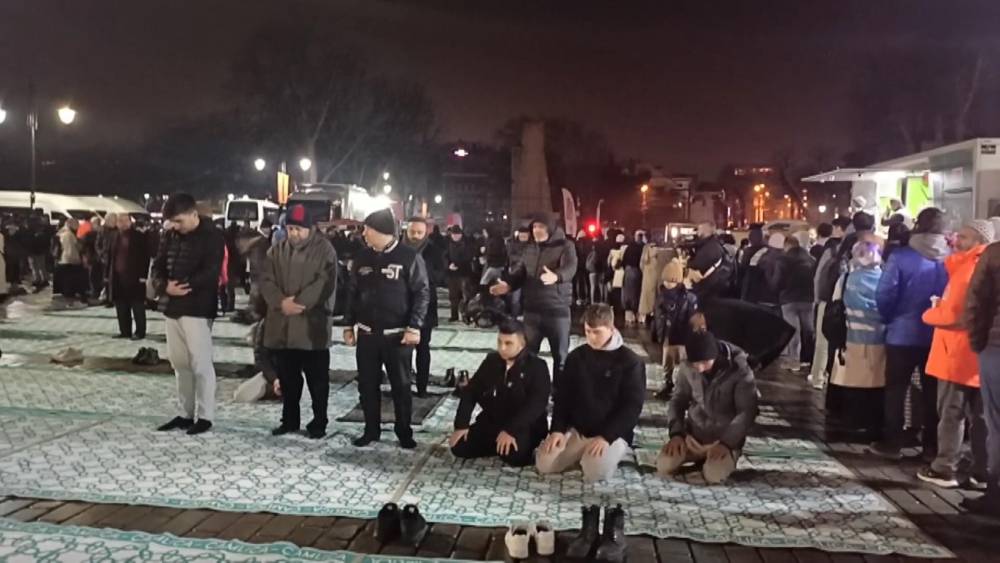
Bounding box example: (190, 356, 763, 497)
(534, 520, 555, 556)
(504, 521, 533, 559)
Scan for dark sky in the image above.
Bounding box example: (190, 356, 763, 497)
(2, 0, 999, 177)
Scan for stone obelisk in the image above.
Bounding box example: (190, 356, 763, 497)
(511, 120, 553, 228)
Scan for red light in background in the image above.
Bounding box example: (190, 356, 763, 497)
(586, 222, 598, 236)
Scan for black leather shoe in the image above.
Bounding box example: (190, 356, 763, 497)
(186, 420, 213, 435)
(112, 334, 130, 339)
(375, 502, 401, 543)
(452, 370, 470, 397)
(594, 504, 627, 562)
(400, 504, 428, 546)
(306, 427, 326, 440)
(443, 368, 457, 387)
(352, 434, 380, 447)
(130, 334, 145, 341)
(157, 416, 193, 431)
(565, 504, 600, 559)
(398, 436, 417, 449)
(271, 425, 298, 436)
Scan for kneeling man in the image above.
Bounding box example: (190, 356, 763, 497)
(658, 327, 758, 484)
(449, 319, 551, 467)
(536, 304, 645, 482)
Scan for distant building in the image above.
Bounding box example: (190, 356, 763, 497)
(435, 142, 511, 233)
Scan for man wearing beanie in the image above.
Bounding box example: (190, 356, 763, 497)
(491, 213, 577, 381)
(917, 219, 994, 488)
(658, 324, 758, 484)
(259, 204, 338, 439)
(537, 304, 645, 482)
(343, 208, 430, 448)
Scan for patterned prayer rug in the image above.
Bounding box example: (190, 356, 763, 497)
(0, 518, 488, 562)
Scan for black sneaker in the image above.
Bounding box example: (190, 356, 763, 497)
(375, 503, 401, 543)
(112, 334, 131, 339)
(186, 420, 212, 435)
(157, 416, 193, 431)
(306, 427, 326, 440)
(352, 434, 380, 447)
(400, 504, 428, 546)
(443, 368, 457, 387)
(398, 436, 417, 450)
(868, 441, 902, 460)
(271, 425, 298, 436)
(130, 334, 145, 341)
(916, 466, 960, 488)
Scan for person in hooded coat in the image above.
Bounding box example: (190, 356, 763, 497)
(621, 230, 646, 325)
(871, 208, 949, 460)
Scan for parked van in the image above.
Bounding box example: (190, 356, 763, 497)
(224, 197, 279, 229)
(0, 191, 149, 225)
(77, 196, 150, 222)
(288, 183, 380, 225)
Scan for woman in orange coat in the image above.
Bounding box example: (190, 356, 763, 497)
(917, 220, 994, 489)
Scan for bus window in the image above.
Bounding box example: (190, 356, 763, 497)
(227, 201, 259, 221)
(264, 207, 279, 225)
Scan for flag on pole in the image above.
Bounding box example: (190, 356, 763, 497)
(562, 188, 577, 236)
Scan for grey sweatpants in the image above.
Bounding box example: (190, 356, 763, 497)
(165, 316, 217, 421)
(978, 347, 1000, 489)
(931, 380, 987, 477)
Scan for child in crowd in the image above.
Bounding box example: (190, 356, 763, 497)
(651, 260, 698, 400)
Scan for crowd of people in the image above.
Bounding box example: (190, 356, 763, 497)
(7, 191, 999, 518)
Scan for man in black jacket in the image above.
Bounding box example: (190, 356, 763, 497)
(491, 214, 578, 380)
(688, 222, 733, 302)
(404, 216, 445, 397)
(151, 193, 226, 435)
(536, 304, 645, 482)
(344, 208, 430, 448)
(445, 226, 474, 322)
(449, 319, 551, 467)
(768, 236, 816, 370)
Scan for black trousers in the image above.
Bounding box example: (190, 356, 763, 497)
(883, 345, 937, 452)
(447, 276, 473, 320)
(451, 420, 545, 467)
(114, 299, 146, 338)
(524, 311, 570, 382)
(357, 332, 413, 440)
(273, 349, 330, 431)
(413, 326, 433, 394)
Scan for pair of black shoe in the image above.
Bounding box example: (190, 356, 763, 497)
(132, 347, 160, 366)
(271, 424, 326, 440)
(566, 504, 626, 562)
(352, 433, 417, 449)
(157, 416, 212, 435)
(443, 368, 469, 397)
(375, 502, 427, 546)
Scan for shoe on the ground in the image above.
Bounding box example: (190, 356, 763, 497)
(51, 347, 84, 365)
(352, 434, 380, 447)
(504, 521, 533, 559)
(400, 504, 428, 546)
(306, 427, 326, 440)
(271, 425, 298, 436)
(157, 416, 194, 431)
(565, 504, 600, 559)
(594, 504, 627, 563)
(130, 334, 145, 341)
(916, 466, 960, 488)
(969, 474, 989, 490)
(398, 436, 417, 449)
(375, 502, 401, 543)
(534, 520, 555, 556)
(414, 388, 429, 399)
(112, 333, 130, 339)
(653, 383, 673, 401)
(452, 370, 470, 397)
(961, 493, 1000, 517)
(443, 368, 457, 388)
(868, 441, 903, 461)
(135, 348, 160, 366)
(186, 419, 212, 435)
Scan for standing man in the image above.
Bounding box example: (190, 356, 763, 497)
(27, 212, 52, 292)
(404, 216, 446, 397)
(965, 235, 1000, 515)
(445, 225, 474, 322)
(491, 214, 577, 381)
(506, 227, 532, 317)
(810, 217, 849, 389)
(260, 205, 338, 439)
(872, 208, 949, 460)
(688, 222, 733, 302)
(152, 193, 225, 435)
(343, 208, 430, 448)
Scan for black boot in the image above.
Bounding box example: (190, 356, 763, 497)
(375, 502, 401, 543)
(400, 504, 428, 546)
(961, 482, 1000, 517)
(565, 504, 600, 559)
(594, 504, 627, 562)
(452, 370, 469, 397)
(443, 368, 457, 387)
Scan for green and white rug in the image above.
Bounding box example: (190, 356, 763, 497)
(0, 518, 487, 562)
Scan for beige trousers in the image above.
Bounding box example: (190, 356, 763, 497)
(535, 429, 630, 482)
(656, 436, 739, 484)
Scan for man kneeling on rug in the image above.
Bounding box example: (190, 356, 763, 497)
(449, 319, 551, 467)
(659, 321, 758, 484)
(537, 304, 646, 482)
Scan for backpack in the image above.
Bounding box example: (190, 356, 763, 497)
(822, 272, 850, 350)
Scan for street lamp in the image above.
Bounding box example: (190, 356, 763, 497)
(253, 158, 266, 171)
(434, 194, 443, 204)
(227, 193, 235, 201)
(57, 105, 76, 125)
(382, 171, 390, 181)
(818, 205, 828, 213)
(0, 107, 6, 125)
(299, 157, 312, 172)
(383, 184, 392, 194)
(453, 148, 469, 158)
(640, 184, 649, 193)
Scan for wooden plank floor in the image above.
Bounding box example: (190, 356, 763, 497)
(2, 330, 999, 561)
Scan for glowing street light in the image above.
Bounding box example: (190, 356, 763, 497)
(382, 171, 390, 181)
(253, 158, 266, 171)
(57, 105, 76, 125)
(383, 184, 392, 194)
(299, 158, 312, 172)
(0, 107, 6, 125)
(434, 194, 443, 204)
(227, 193, 235, 201)
(818, 205, 828, 213)
(453, 148, 469, 158)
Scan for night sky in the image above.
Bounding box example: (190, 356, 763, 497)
(2, 0, 998, 177)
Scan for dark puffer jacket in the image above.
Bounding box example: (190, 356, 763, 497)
(965, 241, 1000, 352)
(151, 217, 225, 319)
(768, 246, 815, 304)
(505, 224, 578, 315)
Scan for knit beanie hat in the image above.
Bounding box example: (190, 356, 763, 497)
(991, 218, 1000, 241)
(661, 260, 684, 285)
(364, 208, 396, 236)
(964, 219, 995, 244)
(767, 232, 786, 249)
(685, 330, 720, 363)
(285, 204, 313, 229)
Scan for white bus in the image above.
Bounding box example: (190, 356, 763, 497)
(288, 183, 383, 224)
(224, 197, 279, 229)
(0, 191, 147, 224)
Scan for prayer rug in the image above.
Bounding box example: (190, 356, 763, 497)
(0, 518, 488, 562)
(336, 391, 449, 424)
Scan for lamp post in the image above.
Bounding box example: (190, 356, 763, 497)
(640, 184, 649, 228)
(8, 82, 79, 207)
